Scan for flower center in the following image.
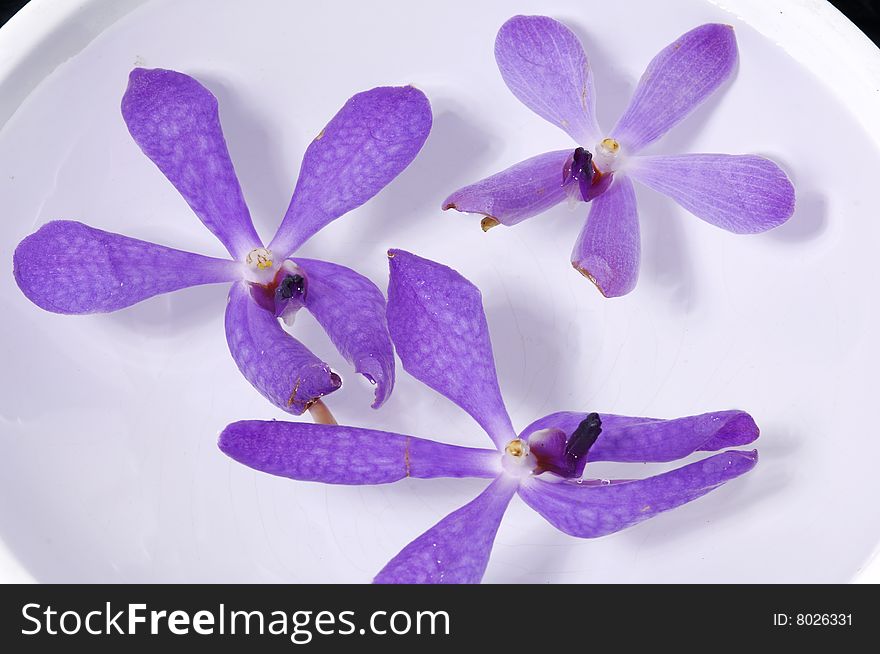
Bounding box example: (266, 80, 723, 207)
(505, 439, 526, 457)
(246, 247, 274, 271)
(562, 146, 615, 203)
(528, 413, 603, 479)
(243, 247, 278, 285)
(593, 138, 621, 173)
(501, 438, 537, 478)
(247, 259, 308, 322)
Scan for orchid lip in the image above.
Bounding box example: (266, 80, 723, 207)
(563, 146, 615, 202)
(529, 412, 603, 479)
(247, 259, 308, 318)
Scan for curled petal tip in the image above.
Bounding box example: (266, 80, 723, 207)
(286, 370, 342, 411)
(722, 411, 760, 443)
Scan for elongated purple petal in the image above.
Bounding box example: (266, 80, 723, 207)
(611, 24, 738, 152)
(629, 154, 795, 233)
(295, 258, 395, 408)
(387, 250, 515, 448)
(269, 86, 432, 257)
(374, 476, 516, 584)
(519, 449, 757, 538)
(442, 150, 570, 226)
(13, 220, 240, 314)
(521, 410, 759, 462)
(121, 68, 261, 260)
(495, 15, 601, 144)
(219, 421, 500, 484)
(225, 282, 340, 414)
(571, 175, 640, 297)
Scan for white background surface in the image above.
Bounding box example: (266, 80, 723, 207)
(1, 0, 879, 583)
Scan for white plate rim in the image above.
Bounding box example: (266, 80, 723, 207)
(1, 0, 878, 584)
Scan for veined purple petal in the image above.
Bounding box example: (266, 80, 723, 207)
(521, 410, 759, 462)
(519, 449, 757, 538)
(121, 68, 261, 260)
(495, 15, 601, 144)
(225, 282, 341, 415)
(219, 421, 500, 484)
(269, 86, 432, 257)
(295, 258, 395, 408)
(442, 150, 570, 226)
(13, 220, 240, 314)
(629, 154, 795, 234)
(611, 24, 738, 152)
(571, 175, 640, 298)
(387, 250, 515, 448)
(374, 476, 516, 584)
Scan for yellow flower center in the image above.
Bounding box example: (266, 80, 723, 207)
(599, 137, 620, 154)
(246, 247, 274, 271)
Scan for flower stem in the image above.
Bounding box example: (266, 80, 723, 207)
(308, 399, 338, 425)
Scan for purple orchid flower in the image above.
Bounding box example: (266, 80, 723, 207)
(12, 68, 433, 414)
(218, 250, 759, 583)
(443, 16, 796, 298)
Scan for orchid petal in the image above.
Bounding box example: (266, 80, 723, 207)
(519, 449, 757, 538)
(495, 15, 601, 144)
(13, 220, 240, 314)
(386, 250, 515, 448)
(225, 282, 340, 414)
(219, 421, 500, 484)
(121, 68, 261, 260)
(269, 86, 432, 257)
(521, 410, 759, 462)
(442, 150, 570, 226)
(295, 258, 395, 408)
(611, 24, 738, 152)
(629, 154, 795, 233)
(374, 476, 516, 584)
(571, 175, 640, 298)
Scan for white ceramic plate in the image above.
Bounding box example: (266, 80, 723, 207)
(2, 0, 879, 583)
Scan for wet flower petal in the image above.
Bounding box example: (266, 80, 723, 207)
(219, 421, 500, 484)
(571, 175, 640, 298)
(495, 15, 601, 144)
(269, 86, 432, 257)
(295, 258, 395, 409)
(225, 282, 340, 414)
(374, 476, 517, 584)
(386, 250, 516, 448)
(443, 150, 571, 226)
(629, 154, 796, 233)
(611, 24, 738, 153)
(13, 220, 240, 314)
(121, 68, 261, 260)
(519, 449, 757, 538)
(521, 410, 759, 462)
